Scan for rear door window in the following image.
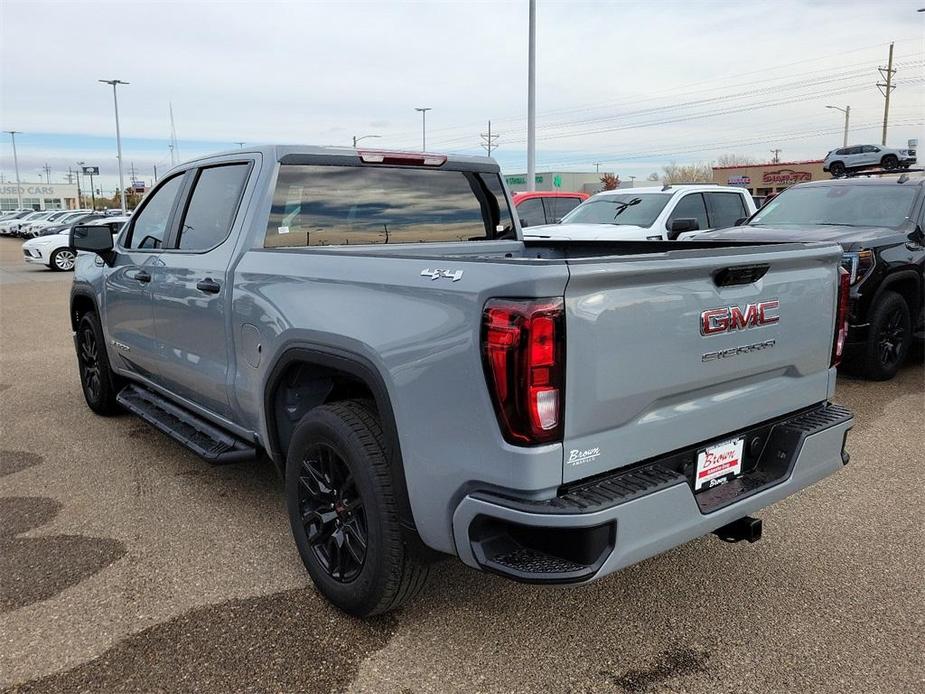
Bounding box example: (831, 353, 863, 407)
(705, 192, 748, 229)
(176, 164, 250, 251)
(517, 198, 546, 227)
(545, 196, 582, 222)
(666, 193, 708, 231)
(265, 165, 514, 247)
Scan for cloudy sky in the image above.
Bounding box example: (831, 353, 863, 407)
(1, 0, 923, 192)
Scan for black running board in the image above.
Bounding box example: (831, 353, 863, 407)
(117, 384, 256, 464)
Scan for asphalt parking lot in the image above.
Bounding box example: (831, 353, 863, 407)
(0, 237, 922, 694)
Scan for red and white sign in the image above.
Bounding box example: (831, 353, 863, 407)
(762, 169, 811, 185)
(695, 437, 744, 491)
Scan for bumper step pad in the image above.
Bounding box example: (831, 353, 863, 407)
(117, 384, 256, 464)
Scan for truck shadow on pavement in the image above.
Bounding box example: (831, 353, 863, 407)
(6, 589, 395, 694)
(0, 494, 127, 613)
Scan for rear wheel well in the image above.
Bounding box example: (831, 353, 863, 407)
(70, 294, 97, 332)
(268, 360, 377, 470)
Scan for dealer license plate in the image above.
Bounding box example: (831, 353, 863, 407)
(694, 437, 744, 491)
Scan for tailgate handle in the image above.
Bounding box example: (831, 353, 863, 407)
(713, 264, 769, 287)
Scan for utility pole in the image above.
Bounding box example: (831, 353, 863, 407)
(480, 120, 499, 156)
(593, 162, 602, 173)
(99, 79, 129, 214)
(527, 0, 536, 192)
(877, 42, 896, 146)
(169, 102, 179, 164)
(128, 161, 137, 183)
(414, 107, 432, 151)
(4, 131, 23, 209)
(65, 168, 74, 185)
(770, 148, 782, 164)
(41, 163, 52, 183)
(153, 164, 158, 182)
(76, 161, 85, 208)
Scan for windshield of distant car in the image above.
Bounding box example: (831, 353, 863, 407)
(749, 184, 918, 229)
(561, 193, 672, 227)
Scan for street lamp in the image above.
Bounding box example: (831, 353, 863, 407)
(3, 131, 23, 209)
(414, 107, 432, 151)
(99, 79, 129, 214)
(352, 134, 381, 148)
(826, 105, 851, 148)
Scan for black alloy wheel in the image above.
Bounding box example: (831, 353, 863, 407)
(829, 161, 846, 176)
(78, 322, 103, 403)
(298, 442, 367, 582)
(876, 305, 907, 370)
(881, 154, 899, 170)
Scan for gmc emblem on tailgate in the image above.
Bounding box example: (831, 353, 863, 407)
(701, 300, 779, 336)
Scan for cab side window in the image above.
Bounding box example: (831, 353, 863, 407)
(125, 175, 184, 250)
(176, 164, 250, 251)
(517, 198, 546, 227)
(705, 192, 748, 229)
(547, 196, 582, 222)
(667, 193, 709, 231)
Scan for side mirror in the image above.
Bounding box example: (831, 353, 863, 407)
(910, 224, 924, 244)
(734, 217, 747, 226)
(667, 218, 699, 240)
(70, 224, 114, 257)
(553, 217, 563, 224)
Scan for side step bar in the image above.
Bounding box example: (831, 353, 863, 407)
(117, 384, 257, 464)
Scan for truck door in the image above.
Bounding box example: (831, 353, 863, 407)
(104, 173, 185, 378)
(148, 161, 253, 420)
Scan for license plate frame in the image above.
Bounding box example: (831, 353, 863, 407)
(694, 436, 745, 492)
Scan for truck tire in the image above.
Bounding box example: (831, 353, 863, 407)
(861, 291, 911, 380)
(76, 312, 121, 415)
(285, 399, 428, 616)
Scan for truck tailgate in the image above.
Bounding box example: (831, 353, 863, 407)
(562, 243, 842, 483)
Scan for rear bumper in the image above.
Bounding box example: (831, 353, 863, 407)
(452, 403, 852, 583)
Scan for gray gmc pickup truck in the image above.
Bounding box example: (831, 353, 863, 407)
(69, 146, 854, 616)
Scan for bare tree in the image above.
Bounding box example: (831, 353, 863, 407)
(715, 153, 758, 167)
(662, 162, 713, 184)
(646, 172, 660, 182)
(600, 172, 620, 190)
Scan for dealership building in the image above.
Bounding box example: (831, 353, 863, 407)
(712, 159, 827, 197)
(0, 182, 80, 211)
(504, 171, 654, 195)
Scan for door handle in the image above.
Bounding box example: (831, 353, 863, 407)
(196, 277, 221, 294)
(130, 269, 151, 284)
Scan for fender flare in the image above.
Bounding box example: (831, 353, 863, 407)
(262, 343, 416, 531)
(871, 269, 922, 315)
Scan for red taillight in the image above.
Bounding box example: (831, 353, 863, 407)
(831, 266, 850, 367)
(358, 150, 447, 166)
(482, 298, 565, 445)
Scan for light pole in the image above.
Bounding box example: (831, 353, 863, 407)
(4, 131, 23, 209)
(527, 0, 536, 192)
(99, 79, 129, 214)
(826, 105, 851, 148)
(352, 134, 381, 148)
(414, 107, 431, 151)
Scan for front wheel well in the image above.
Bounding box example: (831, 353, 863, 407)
(70, 294, 97, 332)
(878, 275, 921, 317)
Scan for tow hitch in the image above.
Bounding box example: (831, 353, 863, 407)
(713, 516, 762, 543)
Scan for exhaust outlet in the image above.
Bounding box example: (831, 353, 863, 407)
(713, 516, 762, 544)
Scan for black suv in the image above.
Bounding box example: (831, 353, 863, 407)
(698, 173, 924, 380)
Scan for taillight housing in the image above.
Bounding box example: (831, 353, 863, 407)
(481, 298, 565, 445)
(831, 266, 850, 367)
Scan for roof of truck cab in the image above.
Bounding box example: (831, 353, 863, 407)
(592, 184, 749, 197)
(180, 145, 498, 169)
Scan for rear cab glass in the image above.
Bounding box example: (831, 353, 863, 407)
(265, 164, 514, 247)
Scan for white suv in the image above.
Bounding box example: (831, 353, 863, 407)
(22, 216, 129, 271)
(823, 144, 916, 176)
(522, 185, 756, 241)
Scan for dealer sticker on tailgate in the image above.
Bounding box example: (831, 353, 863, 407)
(695, 437, 745, 491)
